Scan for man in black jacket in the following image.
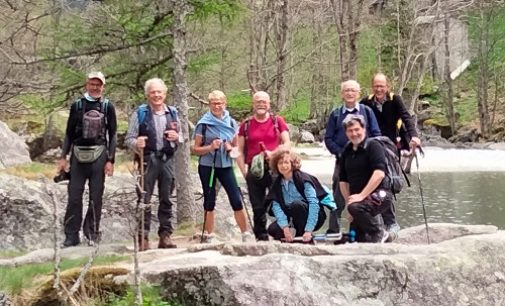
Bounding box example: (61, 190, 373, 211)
(57, 72, 117, 247)
(360, 73, 421, 240)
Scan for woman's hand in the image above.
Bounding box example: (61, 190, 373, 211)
(283, 227, 293, 242)
(302, 231, 312, 242)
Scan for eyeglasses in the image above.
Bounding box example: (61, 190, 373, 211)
(210, 102, 225, 106)
(343, 88, 359, 93)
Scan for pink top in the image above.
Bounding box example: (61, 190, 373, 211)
(238, 115, 289, 164)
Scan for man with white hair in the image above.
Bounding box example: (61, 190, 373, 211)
(324, 80, 381, 234)
(58, 71, 117, 247)
(237, 91, 290, 241)
(125, 78, 181, 251)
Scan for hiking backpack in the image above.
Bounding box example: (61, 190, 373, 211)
(75, 98, 109, 141)
(137, 103, 176, 125)
(242, 114, 280, 161)
(365, 136, 410, 195)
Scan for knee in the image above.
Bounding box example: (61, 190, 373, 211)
(267, 222, 283, 240)
(347, 203, 362, 217)
(290, 200, 306, 212)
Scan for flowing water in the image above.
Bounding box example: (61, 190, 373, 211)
(295, 147, 505, 229)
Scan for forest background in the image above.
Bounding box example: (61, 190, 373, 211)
(2, 0, 505, 222)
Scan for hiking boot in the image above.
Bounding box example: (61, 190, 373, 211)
(386, 223, 401, 242)
(241, 232, 255, 243)
(62, 235, 80, 248)
(256, 233, 269, 241)
(138, 235, 150, 252)
(369, 228, 389, 243)
(158, 233, 177, 249)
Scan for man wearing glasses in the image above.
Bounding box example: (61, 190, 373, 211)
(324, 80, 381, 234)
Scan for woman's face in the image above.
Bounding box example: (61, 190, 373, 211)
(277, 154, 292, 177)
(209, 98, 226, 118)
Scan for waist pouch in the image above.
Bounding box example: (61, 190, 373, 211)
(73, 145, 105, 163)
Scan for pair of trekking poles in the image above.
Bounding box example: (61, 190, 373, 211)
(200, 143, 254, 243)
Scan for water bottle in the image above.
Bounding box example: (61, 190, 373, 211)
(348, 229, 356, 243)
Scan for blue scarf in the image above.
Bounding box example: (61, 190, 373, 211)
(194, 110, 236, 141)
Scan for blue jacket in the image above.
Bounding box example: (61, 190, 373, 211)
(324, 104, 381, 158)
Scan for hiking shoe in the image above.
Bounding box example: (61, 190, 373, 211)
(206, 233, 220, 244)
(158, 233, 177, 249)
(62, 236, 80, 248)
(241, 231, 255, 243)
(386, 223, 401, 242)
(256, 233, 269, 241)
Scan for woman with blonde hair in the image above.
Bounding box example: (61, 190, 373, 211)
(266, 150, 335, 242)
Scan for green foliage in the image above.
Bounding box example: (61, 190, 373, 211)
(189, 0, 244, 22)
(105, 285, 184, 306)
(280, 92, 310, 124)
(0, 255, 128, 295)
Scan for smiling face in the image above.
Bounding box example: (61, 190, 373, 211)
(146, 83, 167, 108)
(252, 92, 271, 117)
(341, 81, 360, 108)
(372, 74, 389, 101)
(344, 118, 366, 146)
(85, 78, 105, 99)
(276, 153, 293, 178)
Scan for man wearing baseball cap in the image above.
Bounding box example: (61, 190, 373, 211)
(57, 71, 117, 247)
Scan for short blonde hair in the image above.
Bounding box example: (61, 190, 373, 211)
(208, 90, 227, 103)
(269, 149, 302, 174)
(144, 78, 168, 95)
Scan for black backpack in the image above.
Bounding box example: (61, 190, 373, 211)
(365, 136, 410, 195)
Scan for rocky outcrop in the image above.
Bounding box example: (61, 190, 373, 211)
(137, 224, 505, 306)
(0, 172, 242, 251)
(0, 120, 31, 169)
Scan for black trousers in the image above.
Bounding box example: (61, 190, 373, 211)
(268, 200, 327, 240)
(245, 169, 274, 239)
(198, 165, 243, 211)
(64, 150, 107, 240)
(347, 192, 393, 239)
(138, 153, 176, 236)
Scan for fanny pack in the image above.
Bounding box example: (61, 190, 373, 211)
(73, 145, 105, 163)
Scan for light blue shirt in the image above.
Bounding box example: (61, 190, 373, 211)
(271, 180, 320, 232)
(194, 121, 236, 168)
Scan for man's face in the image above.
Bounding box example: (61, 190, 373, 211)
(372, 76, 389, 101)
(345, 120, 366, 145)
(341, 84, 360, 107)
(147, 83, 167, 107)
(253, 94, 270, 116)
(85, 78, 105, 99)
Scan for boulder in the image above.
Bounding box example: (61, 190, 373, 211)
(287, 124, 300, 143)
(299, 130, 316, 144)
(137, 224, 505, 306)
(0, 120, 31, 169)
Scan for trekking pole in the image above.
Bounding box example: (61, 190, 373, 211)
(414, 148, 430, 244)
(201, 146, 218, 243)
(228, 142, 254, 231)
(139, 147, 145, 248)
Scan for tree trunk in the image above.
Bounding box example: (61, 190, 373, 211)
(309, 4, 325, 121)
(170, 0, 196, 224)
(273, 0, 289, 111)
(476, 4, 491, 138)
(443, 15, 456, 135)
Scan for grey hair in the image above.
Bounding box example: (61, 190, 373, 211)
(342, 114, 366, 130)
(144, 78, 168, 95)
(253, 91, 270, 102)
(340, 80, 361, 92)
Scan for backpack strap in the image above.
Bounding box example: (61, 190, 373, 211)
(201, 124, 208, 145)
(137, 104, 149, 125)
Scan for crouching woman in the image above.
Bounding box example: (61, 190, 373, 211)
(266, 150, 336, 242)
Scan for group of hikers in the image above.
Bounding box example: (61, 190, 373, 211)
(57, 71, 421, 250)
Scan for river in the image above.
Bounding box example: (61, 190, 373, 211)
(294, 146, 505, 229)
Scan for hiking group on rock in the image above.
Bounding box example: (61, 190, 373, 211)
(57, 71, 421, 249)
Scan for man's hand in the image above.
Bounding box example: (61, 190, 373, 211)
(136, 136, 148, 150)
(283, 227, 293, 242)
(302, 231, 312, 242)
(264, 150, 273, 160)
(104, 161, 114, 177)
(165, 130, 179, 142)
(347, 193, 366, 205)
(410, 136, 421, 150)
(57, 158, 67, 174)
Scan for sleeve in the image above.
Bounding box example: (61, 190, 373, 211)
(271, 201, 289, 228)
(324, 111, 343, 156)
(194, 123, 203, 137)
(303, 182, 320, 232)
(124, 109, 140, 152)
(395, 95, 418, 138)
(366, 107, 382, 137)
(61, 102, 77, 158)
(339, 154, 348, 182)
(238, 121, 246, 137)
(367, 140, 387, 172)
(106, 101, 118, 163)
(276, 116, 289, 133)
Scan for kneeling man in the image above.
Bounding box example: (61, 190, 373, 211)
(339, 114, 392, 243)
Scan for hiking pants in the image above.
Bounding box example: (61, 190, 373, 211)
(347, 192, 393, 239)
(246, 170, 274, 240)
(267, 200, 326, 240)
(138, 153, 175, 236)
(328, 159, 346, 232)
(64, 150, 107, 241)
(198, 165, 243, 211)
